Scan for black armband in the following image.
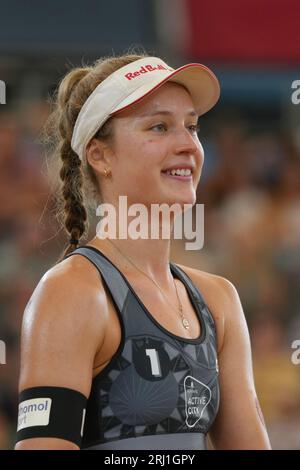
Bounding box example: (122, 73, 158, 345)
(16, 386, 87, 447)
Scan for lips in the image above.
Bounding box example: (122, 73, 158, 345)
(161, 168, 193, 183)
(162, 162, 194, 173)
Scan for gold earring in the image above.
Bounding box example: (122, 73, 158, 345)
(104, 168, 111, 178)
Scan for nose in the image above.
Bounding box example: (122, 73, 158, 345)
(173, 128, 202, 158)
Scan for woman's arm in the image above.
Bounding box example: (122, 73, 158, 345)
(15, 257, 108, 450)
(207, 277, 271, 449)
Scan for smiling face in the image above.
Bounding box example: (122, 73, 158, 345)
(88, 82, 205, 209)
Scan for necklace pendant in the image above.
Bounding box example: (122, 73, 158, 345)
(182, 317, 190, 329)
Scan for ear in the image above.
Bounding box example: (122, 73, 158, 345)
(86, 138, 112, 174)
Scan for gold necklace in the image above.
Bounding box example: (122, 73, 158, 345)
(105, 239, 190, 330)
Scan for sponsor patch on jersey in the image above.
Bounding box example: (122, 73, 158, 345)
(17, 398, 52, 431)
(184, 375, 212, 428)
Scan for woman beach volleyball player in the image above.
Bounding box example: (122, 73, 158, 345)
(15, 54, 271, 450)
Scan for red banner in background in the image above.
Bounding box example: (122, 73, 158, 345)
(185, 0, 300, 63)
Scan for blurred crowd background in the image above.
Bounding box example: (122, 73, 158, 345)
(0, 0, 300, 449)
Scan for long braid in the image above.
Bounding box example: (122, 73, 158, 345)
(59, 141, 87, 257)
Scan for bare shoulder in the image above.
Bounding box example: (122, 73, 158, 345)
(39, 250, 105, 294)
(175, 264, 242, 353)
(177, 264, 239, 304)
(19, 253, 109, 395)
(23, 254, 109, 345)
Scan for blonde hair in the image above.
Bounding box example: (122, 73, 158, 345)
(44, 53, 147, 262)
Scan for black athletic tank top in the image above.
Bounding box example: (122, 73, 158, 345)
(65, 246, 220, 450)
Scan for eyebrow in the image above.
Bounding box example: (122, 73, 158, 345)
(138, 110, 198, 118)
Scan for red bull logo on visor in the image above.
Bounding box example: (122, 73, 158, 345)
(125, 64, 174, 81)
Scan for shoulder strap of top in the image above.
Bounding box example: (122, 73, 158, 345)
(64, 246, 129, 312)
(65, 248, 211, 325)
(170, 263, 206, 309)
(170, 263, 217, 332)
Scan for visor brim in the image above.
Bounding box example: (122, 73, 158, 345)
(112, 63, 220, 117)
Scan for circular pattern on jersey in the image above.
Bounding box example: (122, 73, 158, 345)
(110, 365, 178, 425)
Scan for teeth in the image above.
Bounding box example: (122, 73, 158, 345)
(166, 168, 192, 176)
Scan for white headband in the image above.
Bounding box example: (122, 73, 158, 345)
(71, 56, 220, 160)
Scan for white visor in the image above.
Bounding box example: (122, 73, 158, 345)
(71, 57, 220, 160)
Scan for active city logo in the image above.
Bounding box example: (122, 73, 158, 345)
(184, 375, 212, 428)
(0, 80, 6, 104)
(0, 340, 6, 364)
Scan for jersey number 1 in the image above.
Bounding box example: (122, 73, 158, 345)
(145, 349, 162, 377)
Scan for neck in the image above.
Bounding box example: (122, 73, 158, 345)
(89, 207, 177, 284)
(88, 235, 172, 285)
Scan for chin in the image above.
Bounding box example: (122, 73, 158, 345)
(168, 189, 196, 206)
(143, 187, 196, 208)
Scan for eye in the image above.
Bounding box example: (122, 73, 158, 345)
(187, 123, 201, 134)
(150, 123, 168, 132)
